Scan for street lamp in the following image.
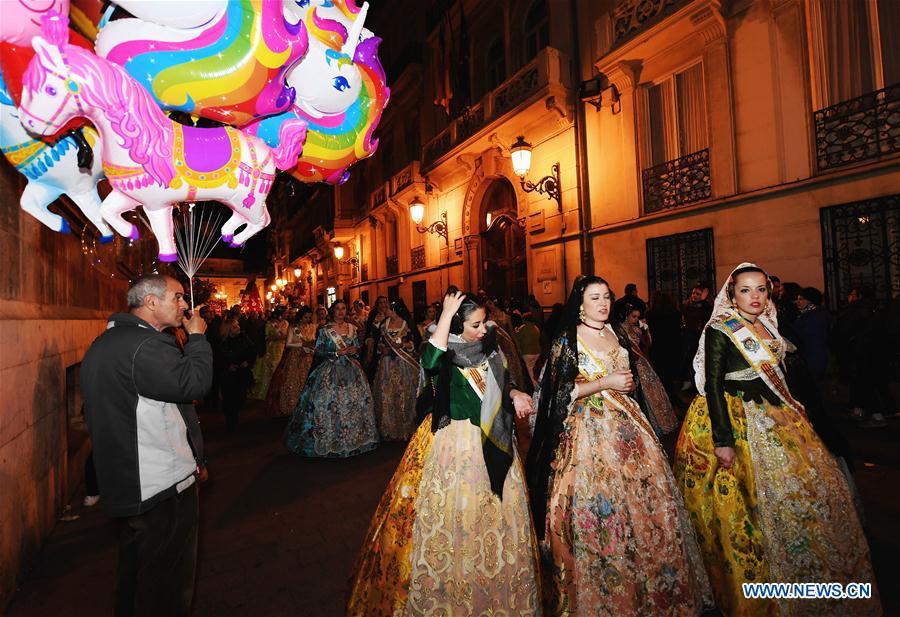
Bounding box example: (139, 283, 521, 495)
(409, 196, 448, 245)
(333, 243, 359, 267)
(510, 135, 562, 213)
(293, 267, 302, 278)
(270, 284, 278, 292)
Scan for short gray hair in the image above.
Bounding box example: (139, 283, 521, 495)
(127, 275, 170, 309)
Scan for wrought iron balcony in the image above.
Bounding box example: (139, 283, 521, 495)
(814, 82, 900, 172)
(411, 245, 425, 270)
(386, 255, 399, 276)
(611, 0, 688, 48)
(641, 148, 711, 214)
(422, 47, 567, 168)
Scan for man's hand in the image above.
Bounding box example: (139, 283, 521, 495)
(183, 304, 207, 335)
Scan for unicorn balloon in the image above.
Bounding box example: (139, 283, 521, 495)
(0, 69, 112, 239)
(94, 0, 308, 126)
(19, 12, 308, 261)
(249, 0, 389, 184)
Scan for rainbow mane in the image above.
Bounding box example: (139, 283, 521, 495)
(101, 0, 307, 126)
(250, 34, 388, 184)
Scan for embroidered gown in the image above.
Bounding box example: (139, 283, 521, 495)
(284, 323, 379, 458)
(372, 319, 420, 440)
(675, 316, 880, 616)
(623, 323, 679, 435)
(249, 318, 287, 399)
(266, 322, 316, 416)
(535, 333, 712, 616)
(347, 341, 542, 616)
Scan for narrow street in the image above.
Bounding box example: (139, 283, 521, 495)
(7, 400, 900, 616)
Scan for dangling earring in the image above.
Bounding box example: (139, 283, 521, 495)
(579, 306, 586, 322)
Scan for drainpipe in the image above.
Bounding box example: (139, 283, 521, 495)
(570, 0, 594, 277)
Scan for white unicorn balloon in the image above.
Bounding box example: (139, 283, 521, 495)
(0, 70, 112, 239)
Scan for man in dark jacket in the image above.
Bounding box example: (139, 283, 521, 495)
(81, 274, 212, 617)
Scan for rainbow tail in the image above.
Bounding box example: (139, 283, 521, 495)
(271, 119, 307, 170)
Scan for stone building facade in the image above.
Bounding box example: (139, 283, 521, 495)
(289, 0, 898, 318)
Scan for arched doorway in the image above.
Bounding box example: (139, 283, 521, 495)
(479, 179, 527, 303)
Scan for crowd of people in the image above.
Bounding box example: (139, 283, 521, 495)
(78, 264, 896, 616)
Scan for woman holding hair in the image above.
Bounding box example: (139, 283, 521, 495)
(266, 307, 317, 417)
(675, 263, 879, 616)
(372, 299, 422, 440)
(348, 291, 541, 616)
(527, 275, 711, 616)
(284, 300, 379, 458)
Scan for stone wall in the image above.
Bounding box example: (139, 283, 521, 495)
(0, 162, 127, 610)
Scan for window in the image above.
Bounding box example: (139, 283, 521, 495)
(486, 37, 506, 91)
(524, 1, 549, 62)
(642, 62, 711, 212)
(809, 0, 900, 108)
(820, 194, 900, 311)
(326, 287, 337, 307)
(646, 62, 708, 167)
(646, 228, 716, 306)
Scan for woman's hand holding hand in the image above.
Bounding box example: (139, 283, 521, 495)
(603, 369, 634, 392)
(511, 391, 534, 419)
(714, 446, 736, 469)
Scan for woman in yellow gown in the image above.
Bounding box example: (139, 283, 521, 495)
(348, 291, 541, 616)
(674, 263, 880, 616)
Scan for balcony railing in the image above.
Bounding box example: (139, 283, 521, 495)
(422, 47, 567, 168)
(386, 255, 399, 276)
(411, 245, 425, 270)
(642, 148, 711, 214)
(814, 82, 900, 172)
(611, 0, 688, 48)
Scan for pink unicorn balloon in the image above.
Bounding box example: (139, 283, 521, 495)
(0, 0, 70, 45)
(19, 12, 307, 261)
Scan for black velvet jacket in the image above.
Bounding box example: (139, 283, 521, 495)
(704, 327, 781, 447)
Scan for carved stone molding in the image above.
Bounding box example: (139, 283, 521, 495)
(689, 0, 726, 45)
(603, 60, 642, 94)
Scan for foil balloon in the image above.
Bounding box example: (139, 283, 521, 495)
(106, 0, 227, 30)
(0, 54, 112, 238)
(0, 0, 71, 45)
(20, 12, 308, 261)
(247, 0, 389, 184)
(94, 0, 309, 126)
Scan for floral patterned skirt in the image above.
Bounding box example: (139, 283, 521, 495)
(542, 395, 712, 616)
(347, 418, 542, 616)
(266, 348, 313, 416)
(283, 357, 379, 458)
(675, 393, 881, 616)
(372, 354, 419, 440)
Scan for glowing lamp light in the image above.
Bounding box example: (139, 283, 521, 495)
(510, 135, 532, 177)
(270, 284, 278, 291)
(409, 199, 425, 225)
(293, 268, 302, 278)
(333, 245, 345, 260)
